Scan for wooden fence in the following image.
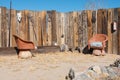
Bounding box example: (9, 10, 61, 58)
(0, 7, 120, 54)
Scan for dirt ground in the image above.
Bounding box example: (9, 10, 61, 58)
(0, 51, 119, 80)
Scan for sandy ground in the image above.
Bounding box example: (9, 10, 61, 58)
(0, 51, 119, 80)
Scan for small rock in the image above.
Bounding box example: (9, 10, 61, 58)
(88, 65, 102, 74)
(19, 51, 32, 59)
(60, 44, 68, 52)
(92, 49, 105, 56)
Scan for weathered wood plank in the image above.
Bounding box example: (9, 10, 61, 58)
(51, 10, 57, 45)
(60, 13, 65, 45)
(64, 13, 68, 45)
(112, 8, 118, 54)
(24, 10, 29, 41)
(1, 7, 7, 47)
(28, 11, 34, 43)
(6, 9, 9, 47)
(41, 11, 47, 46)
(97, 9, 107, 34)
(37, 12, 42, 46)
(33, 11, 39, 46)
(46, 11, 52, 46)
(0, 7, 1, 47)
(92, 11, 97, 35)
(78, 12, 82, 51)
(82, 11, 88, 52)
(87, 10, 92, 40)
(19, 10, 27, 40)
(107, 9, 113, 54)
(97, 9, 103, 34)
(11, 9, 17, 47)
(69, 12, 74, 48)
(56, 12, 60, 45)
(118, 8, 120, 55)
(73, 12, 78, 48)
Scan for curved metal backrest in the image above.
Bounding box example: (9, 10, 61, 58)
(13, 35, 35, 50)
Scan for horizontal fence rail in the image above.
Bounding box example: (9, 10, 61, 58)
(0, 7, 120, 54)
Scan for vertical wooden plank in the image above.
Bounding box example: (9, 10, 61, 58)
(56, 12, 61, 45)
(11, 9, 17, 47)
(33, 11, 39, 46)
(37, 12, 42, 46)
(19, 10, 26, 40)
(107, 9, 113, 54)
(6, 9, 9, 47)
(87, 10, 93, 40)
(41, 11, 47, 46)
(25, 10, 29, 41)
(82, 11, 88, 52)
(28, 11, 34, 43)
(0, 7, 1, 47)
(73, 12, 78, 48)
(78, 11, 82, 51)
(69, 12, 74, 49)
(118, 8, 120, 55)
(97, 9, 107, 34)
(92, 11, 97, 35)
(1, 7, 7, 47)
(16, 10, 20, 36)
(97, 9, 102, 34)
(61, 13, 65, 45)
(64, 13, 68, 45)
(51, 10, 57, 45)
(46, 11, 52, 46)
(112, 8, 118, 54)
(65, 12, 69, 47)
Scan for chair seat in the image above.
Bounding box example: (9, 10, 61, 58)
(90, 42, 102, 48)
(88, 34, 108, 50)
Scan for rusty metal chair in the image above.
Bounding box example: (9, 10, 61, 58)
(88, 34, 108, 54)
(13, 35, 35, 58)
(13, 35, 35, 50)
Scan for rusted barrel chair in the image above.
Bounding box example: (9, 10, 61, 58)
(13, 35, 36, 58)
(88, 34, 108, 56)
